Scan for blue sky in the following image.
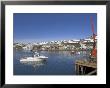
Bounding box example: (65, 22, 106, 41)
(14, 13, 97, 43)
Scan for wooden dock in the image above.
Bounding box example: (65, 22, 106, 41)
(75, 60, 97, 75)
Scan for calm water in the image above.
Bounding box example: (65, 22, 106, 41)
(14, 50, 90, 75)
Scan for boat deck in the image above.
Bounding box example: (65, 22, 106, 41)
(75, 60, 97, 68)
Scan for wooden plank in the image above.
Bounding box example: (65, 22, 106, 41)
(87, 69, 97, 75)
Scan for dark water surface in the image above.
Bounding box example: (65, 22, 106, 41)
(14, 50, 90, 75)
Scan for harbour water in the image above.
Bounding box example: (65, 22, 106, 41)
(14, 49, 90, 75)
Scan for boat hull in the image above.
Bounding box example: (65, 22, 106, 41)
(20, 56, 48, 62)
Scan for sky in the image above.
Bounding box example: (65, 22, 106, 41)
(14, 13, 97, 43)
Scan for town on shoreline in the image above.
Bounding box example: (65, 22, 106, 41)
(14, 35, 97, 52)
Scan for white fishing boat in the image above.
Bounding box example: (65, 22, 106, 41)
(20, 52, 48, 62)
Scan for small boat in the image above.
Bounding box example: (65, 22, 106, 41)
(76, 51, 81, 55)
(20, 52, 48, 62)
(71, 51, 75, 54)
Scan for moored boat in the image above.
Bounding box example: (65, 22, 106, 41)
(20, 52, 48, 62)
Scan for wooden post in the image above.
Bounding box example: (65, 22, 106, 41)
(81, 66, 83, 75)
(84, 67, 86, 74)
(77, 65, 79, 75)
(76, 64, 78, 75)
(75, 64, 76, 74)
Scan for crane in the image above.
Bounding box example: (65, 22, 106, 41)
(90, 16, 97, 59)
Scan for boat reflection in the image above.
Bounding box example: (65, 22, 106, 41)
(20, 60, 47, 68)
